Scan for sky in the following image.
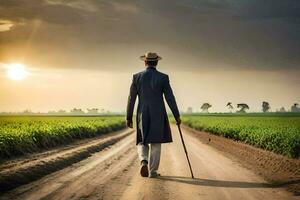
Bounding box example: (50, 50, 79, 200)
(0, 0, 300, 113)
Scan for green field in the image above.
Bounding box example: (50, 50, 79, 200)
(182, 114, 300, 158)
(0, 116, 125, 158)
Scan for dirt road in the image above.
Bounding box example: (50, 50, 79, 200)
(0, 125, 298, 200)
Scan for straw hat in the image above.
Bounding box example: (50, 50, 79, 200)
(140, 52, 162, 61)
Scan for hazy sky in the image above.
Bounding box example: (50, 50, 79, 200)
(0, 0, 299, 112)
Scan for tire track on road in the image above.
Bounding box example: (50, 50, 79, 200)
(0, 133, 136, 200)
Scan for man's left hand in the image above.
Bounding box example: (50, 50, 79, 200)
(176, 117, 181, 125)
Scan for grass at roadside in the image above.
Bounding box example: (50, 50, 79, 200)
(0, 116, 125, 158)
(181, 114, 300, 158)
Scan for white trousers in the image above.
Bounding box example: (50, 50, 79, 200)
(137, 143, 161, 174)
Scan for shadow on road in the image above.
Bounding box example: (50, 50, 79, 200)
(157, 176, 300, 189)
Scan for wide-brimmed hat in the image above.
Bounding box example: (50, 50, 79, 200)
(140, 52, 162, 61)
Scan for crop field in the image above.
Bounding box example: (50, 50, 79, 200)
(182, 114, 300, 158)
(0, 116, 125, 158)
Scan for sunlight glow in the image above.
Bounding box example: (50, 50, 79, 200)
(6, 63, 28, 81)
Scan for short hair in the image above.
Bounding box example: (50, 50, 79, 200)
(145, 60, 158, 66)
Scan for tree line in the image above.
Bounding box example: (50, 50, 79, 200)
(0, 108, 115, 115)
(187, 102, 300, 113)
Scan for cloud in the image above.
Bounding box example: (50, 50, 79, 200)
(110, 1, 139, 14)
(0, 0, 299, 72)
(45, 0, 99, 12)
(0, 0, 93, 25)
(0, 20, 14, 32)
(226, 0, 300, 20)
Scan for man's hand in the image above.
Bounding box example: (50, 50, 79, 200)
(127, 120, 133, 128)
(176, 117, 181, 126)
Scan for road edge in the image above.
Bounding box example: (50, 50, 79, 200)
(0, 129, 134, 192)
(181, 124, 300, 196)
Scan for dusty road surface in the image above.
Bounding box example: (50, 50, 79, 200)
(0, 125, 298, 200)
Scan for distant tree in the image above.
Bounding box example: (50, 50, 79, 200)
(279, 107, 286, 112)
(291, 103, 300, 113)
(87, 108, 99, 114)
(100, 108, 105, 114)
(226, 102, 234, 112)
(23, 109, 33, 114)
(187, 107, 193, 114)
(70, 108, 85, 114)
(57, 109, 67, 114)
(262, 101, 271, 113)
(237, 103, 249, 113)
(201, 103, 212, 113)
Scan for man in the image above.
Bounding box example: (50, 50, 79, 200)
(126, 52, 181, 178)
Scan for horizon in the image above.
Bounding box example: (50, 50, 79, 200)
(0, 102, 298, 114)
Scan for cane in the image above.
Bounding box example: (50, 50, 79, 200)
(177, 124, 194, 179)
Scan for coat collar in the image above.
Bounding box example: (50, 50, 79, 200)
(146, 66, 157, 70)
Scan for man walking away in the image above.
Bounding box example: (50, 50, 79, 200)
(126, 52, 181, 178)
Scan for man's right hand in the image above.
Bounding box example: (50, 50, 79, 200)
(127, 120, 133, 128)
(176, 117, 181, 125)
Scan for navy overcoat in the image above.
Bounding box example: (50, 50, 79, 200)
(126, 66, 180, 145)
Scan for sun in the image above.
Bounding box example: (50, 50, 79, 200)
(6, 63, 28, 81)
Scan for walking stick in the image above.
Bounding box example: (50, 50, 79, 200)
(177, 124, 194, 179)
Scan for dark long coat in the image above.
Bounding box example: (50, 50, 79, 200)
(126, 66, 180, 145)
